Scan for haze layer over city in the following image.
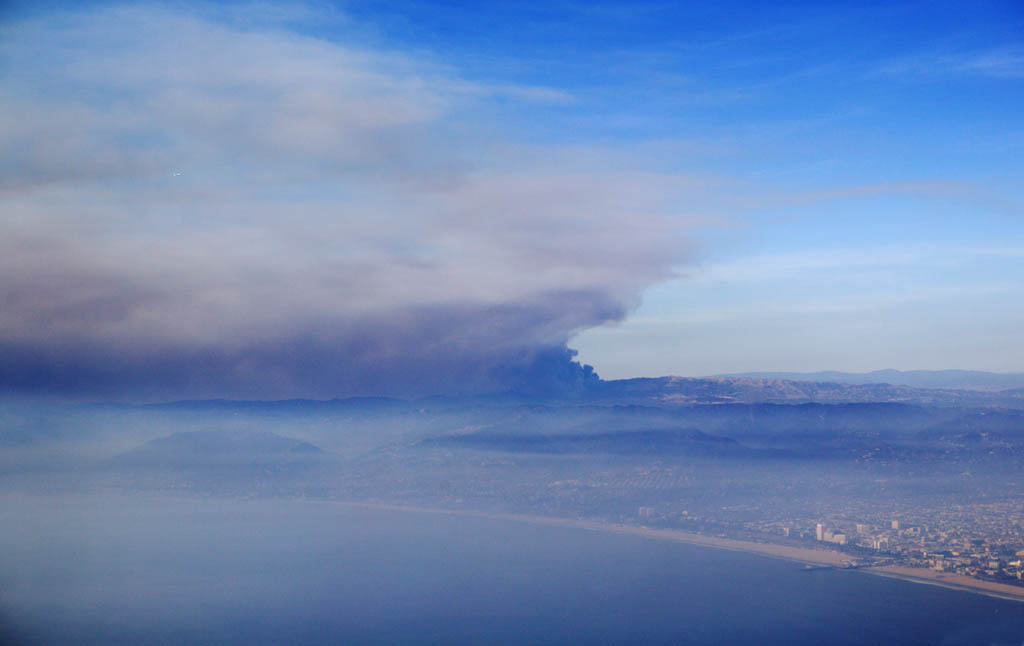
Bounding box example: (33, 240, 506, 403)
(1, 1, 1023, 644)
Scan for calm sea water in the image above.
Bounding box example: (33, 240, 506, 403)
(2, 495, 1024, 645)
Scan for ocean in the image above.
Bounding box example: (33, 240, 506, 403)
(2, 495, 1023, 645)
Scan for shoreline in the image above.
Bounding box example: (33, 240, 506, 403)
(331, 500, 1024, 603)
(860, 565, 1024, 603)
(331, 502, 850, 565)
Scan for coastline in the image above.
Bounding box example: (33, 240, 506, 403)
(331, 501, 850, 565)
(331, 500, 1024, 603)
(861, 565, 1024, 603)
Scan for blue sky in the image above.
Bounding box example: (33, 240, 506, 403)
(1, 1, 1022, 397)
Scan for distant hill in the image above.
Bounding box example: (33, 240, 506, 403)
(711, 370, 1024, 392)
(108, 429, 331, 495)
(112, 429, 326, 473)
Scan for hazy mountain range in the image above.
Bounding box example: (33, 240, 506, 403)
(711, 370, 1024, 392)
(587, 375, 1024, 408)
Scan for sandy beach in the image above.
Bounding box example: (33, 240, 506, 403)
(335, 501, 851, 566)
(510, 514, 852, 566)
(334, 501, 1024, 602)
(863, 565, 1024, 602)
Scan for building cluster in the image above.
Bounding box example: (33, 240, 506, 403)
(615, 496, 1024, 589)
(815, 523, 847, 545)
(754, 503, 1024, 586)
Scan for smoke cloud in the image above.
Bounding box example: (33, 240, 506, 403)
(0, 5, 697, 399)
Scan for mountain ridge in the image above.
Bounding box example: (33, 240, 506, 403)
(710, 370, 1024, 392)
(81, 374, 1024, 410)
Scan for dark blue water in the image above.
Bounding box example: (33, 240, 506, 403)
(2, 496, 1024, 645)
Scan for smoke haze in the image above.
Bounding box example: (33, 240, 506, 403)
(0, 5, 697, 399)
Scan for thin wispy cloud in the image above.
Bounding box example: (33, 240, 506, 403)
(875, 46, 1024, 80)
(692, 243, 1024, 284)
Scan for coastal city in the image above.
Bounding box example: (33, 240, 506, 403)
(9, 392, 1024, 602)
(345, 449, 1024, 595)
(650, 501, 1024, 583)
